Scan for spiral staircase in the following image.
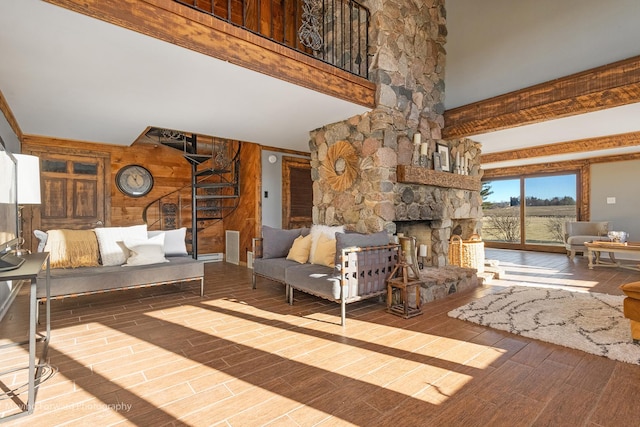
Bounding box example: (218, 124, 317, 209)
(142, 128, 241, 258)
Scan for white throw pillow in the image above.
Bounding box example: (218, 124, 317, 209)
(123, 233, 169, 266)
(309, 224, 344, 265)
(94, 224, 148, 266)
(148, 227, 188, 256)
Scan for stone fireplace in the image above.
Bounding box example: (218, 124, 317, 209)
(309, 0, 483, 269)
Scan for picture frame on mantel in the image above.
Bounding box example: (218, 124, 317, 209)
(433, 152, 442, 171)
(437, 144, 450, 172)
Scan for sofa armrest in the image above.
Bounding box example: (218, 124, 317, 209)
(339, 243, 399, 296)
(252, 237, 263, 259)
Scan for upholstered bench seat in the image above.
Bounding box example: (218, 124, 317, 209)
(37, 256, 204, 299)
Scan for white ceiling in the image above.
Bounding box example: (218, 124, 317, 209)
(0, 0, 369, 153)
(446, 0, 640, 168)
(2, 0, 640, 166)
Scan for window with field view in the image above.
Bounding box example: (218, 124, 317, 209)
(482, 174, 578, 248)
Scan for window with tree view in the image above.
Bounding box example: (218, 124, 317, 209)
(482, 174, 578, 248)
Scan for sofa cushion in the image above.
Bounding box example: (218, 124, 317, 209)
(285, 263, 342, 300)
(286, 234, 312, 264)
(123, 234, 169, 266)
(262, 226, 305, 259)
(253, 257, 301, 283)
(95, 224, 148, 266)
(148, 227, 188, 256)
(43, 229, 100, 269)
(312, 234, 337, 268)
(309, 224, 344, 264)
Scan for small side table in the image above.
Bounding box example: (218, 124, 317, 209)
(387, 276, 423, 318)
(0, 252, 51, 422)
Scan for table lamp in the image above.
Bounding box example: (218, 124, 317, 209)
(13, 154, 41, 255)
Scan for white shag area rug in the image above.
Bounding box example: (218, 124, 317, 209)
(448, 286, 640, 365)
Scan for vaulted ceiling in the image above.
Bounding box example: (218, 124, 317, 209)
(2, 0, 640, 169)
(445, 0, 640, 169)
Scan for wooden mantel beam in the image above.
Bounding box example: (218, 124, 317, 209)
(481, 131, 640, 164)
(443, 56, 640, 139)
(44, 0, 375, 108)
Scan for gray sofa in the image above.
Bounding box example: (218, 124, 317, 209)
(252, 226, 398, 325)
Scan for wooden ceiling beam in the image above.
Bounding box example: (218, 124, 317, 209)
(481, 131, 640, 164)
(482, 151, 640, 179)
(443, 56, 640, 139)
(0, 90, 23, 141)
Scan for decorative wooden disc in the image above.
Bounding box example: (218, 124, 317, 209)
(320, 141, 358, 192)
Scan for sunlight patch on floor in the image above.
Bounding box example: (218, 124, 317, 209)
(503, 274, 599, 290)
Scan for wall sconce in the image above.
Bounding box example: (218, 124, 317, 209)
(268, 154, 277, 164)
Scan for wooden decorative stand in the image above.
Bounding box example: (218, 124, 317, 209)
(386, 237, 423, 318)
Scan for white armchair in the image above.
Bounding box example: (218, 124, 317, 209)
(564, 221, 610, 260)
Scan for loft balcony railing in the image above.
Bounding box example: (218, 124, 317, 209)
(174, 0, 369, 78)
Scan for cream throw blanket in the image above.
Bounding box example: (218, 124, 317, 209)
(44, 229, 100, 268)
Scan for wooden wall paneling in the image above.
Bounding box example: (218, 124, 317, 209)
(444, 55, 640, 139)
(223, 142, 261, 263)
(273, 0, 285, 43)
(109, 145, 192, 226)
(195, 0, 214, 14)
(195, 222, 225, 255)
(285, 0, 297, 47)
(212, 0, 227, 18)
(23, 135, 263, 258)
(45, 0, 375, 108)
(22, 135, 194, 246)
(243, 0, 259, 33)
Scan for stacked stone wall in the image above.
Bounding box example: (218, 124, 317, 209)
(309, 0, 483, 266)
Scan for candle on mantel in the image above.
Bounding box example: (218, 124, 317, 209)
(420, 142, 428, 155)
(413, 133, 421, 145)
(419, 244, 428, 257)
(456, 152, 461, 169)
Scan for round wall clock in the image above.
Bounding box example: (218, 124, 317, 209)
(116, 165, 154, 197)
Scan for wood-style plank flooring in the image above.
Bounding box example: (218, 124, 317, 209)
(1, 249, 640, 426)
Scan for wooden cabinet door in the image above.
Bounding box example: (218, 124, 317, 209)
(34, 152, 107, 231)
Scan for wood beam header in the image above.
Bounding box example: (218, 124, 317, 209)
(481, 131, 640, 164)
(444, 56, 640, 139)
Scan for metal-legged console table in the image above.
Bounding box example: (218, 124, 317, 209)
(0, 252, 50, 422)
